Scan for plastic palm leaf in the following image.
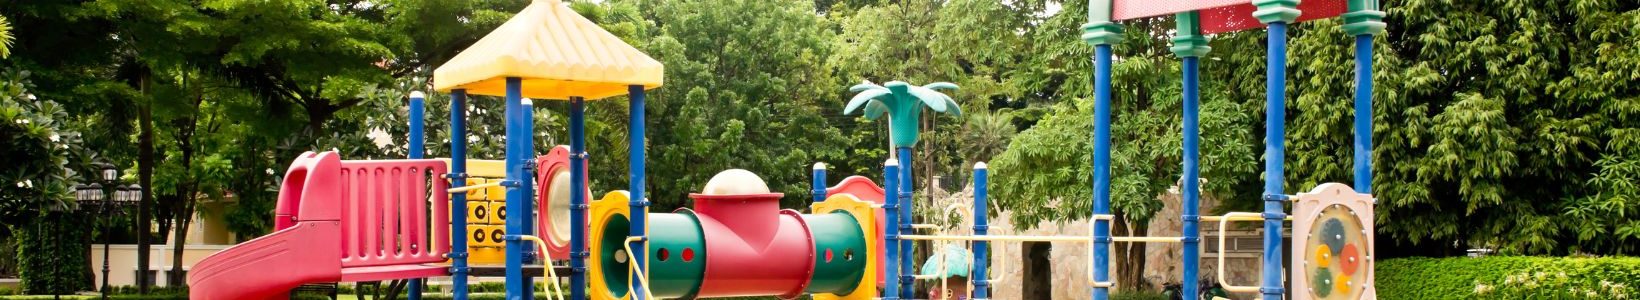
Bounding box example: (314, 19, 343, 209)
(862, 101, 889, 120)
(844, 87, 892, 115)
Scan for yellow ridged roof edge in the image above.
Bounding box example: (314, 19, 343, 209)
(433, 0, 664, 101)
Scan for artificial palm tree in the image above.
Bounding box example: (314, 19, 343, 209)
(842, 79, 960, 299)
(842, 80, 961, 148)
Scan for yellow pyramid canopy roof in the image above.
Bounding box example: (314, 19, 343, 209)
(433, 0, 663, 100)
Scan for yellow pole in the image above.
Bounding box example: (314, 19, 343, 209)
(898, 234, 1089, 243)
(448, 181, 502, 193)
(623, 237, 657, 299)
(515, 235, 566, 300)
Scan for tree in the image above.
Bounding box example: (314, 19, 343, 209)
(1, 69, 94, 295)
(574, 0, 862, 210)
(0, 14, 12, 58)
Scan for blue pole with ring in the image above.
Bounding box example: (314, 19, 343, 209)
(971, 162, 990, 299)
(448, 89, 471, 300)
(895, 147, 915, 300)
(627, 85, 650, 299)
(1080, 1, 1123, 297)
(407, 91, 427, 300)
(569, 96, 589, 300)
(1345, 0, 1386, 194)
(1170, 11, 1211, 298)
(502, 78, 536, 299)
(881, 159, 902, 300)
(1252, 1, 1299, 297)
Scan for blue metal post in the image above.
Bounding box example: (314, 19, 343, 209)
(882, 159, 902, 300)
(1353, 35, 1374, 193)
(407, 91, 426, 300)
(409, 92, 426, 159)
(1181, 56, 1203, 299)
(812, 163, 827, 203)
(627, 86, 649, 299)
(569, 96, 589, 300)
(972, 163, 990, 300)
(503, 77, 536, 299)
(1261, 22, 1290, 300)
(1091, 44, 1114, 300)
(522, 97, 539, 264)
(895, 147, 915, 300)
(449, 89, 471, 300)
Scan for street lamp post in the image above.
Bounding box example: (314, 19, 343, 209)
(76, 162, 137, 300)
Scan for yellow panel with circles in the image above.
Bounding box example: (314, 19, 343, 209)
(441, 159, 515, 264)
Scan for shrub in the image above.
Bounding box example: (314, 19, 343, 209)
(1378, 256, 1640, 299)
(14, 210, 91, 295)
(1111, 291, 1170, 300)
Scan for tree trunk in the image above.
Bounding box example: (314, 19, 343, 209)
(135, 75, 154, 294)
(1112, 214, 1150, 292)
(167, 211, 191, 287)
(166, 79, 203, 287)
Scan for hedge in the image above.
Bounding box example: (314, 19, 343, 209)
(15, 210, 91, 295)
(1378, 256, 1640, 299)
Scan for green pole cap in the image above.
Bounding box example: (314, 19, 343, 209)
(1252, 0, 1302, 24)
(1343, 0, 1385, 35)
(1081, 21, 1126, 46)
(1170, 12, 1212, 58)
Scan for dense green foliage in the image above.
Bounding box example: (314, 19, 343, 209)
(14, 210, 91, 295)
(1378, 256, 1640, 299)
(1, 71, 95, 294)
(0, 70, 84, 224)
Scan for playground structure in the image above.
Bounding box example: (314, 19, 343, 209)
(187, 0, 1385, 299)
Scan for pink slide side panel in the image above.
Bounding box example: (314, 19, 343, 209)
(1113, 0, 1246, 21)
(337, 159, 452, 268)
(276, 152, 346, 230)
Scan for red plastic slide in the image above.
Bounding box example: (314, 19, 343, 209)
(190, 152, 451, 299)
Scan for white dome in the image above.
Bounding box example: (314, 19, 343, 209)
(701, 169, 770, 195)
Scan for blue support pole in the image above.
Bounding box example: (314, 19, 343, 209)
(972, 163, 990, 300)
(409, 92, 427, 159)
(1091, 44, 1114, 300)
(812, 163, 828, 203)
(503, 77, 536, 300)
(627, 86, 649, 299)
(522, 97, 539, 264)
(895, 147, 915, 300)
(1353, 34, 1374, 193)
(882, 159, 902, 300)
(569, 96, 589, 300)
(407, 91, 426, 300)
(449, 89, 471, 300)
(1261, 22, 1290, 300)
(1181, 56, 1203, 299)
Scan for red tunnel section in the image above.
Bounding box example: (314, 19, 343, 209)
(688, 193, 817, 299)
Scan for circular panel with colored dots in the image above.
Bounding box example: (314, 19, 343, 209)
(1306, 204, 1369, 299)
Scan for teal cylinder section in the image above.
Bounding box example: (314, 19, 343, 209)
(647, 212, 708, 298)
(803, 212, 869, 295)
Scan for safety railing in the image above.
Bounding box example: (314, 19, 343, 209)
(1214, 212, 1265, 293)
(337, 160, 451, 268)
